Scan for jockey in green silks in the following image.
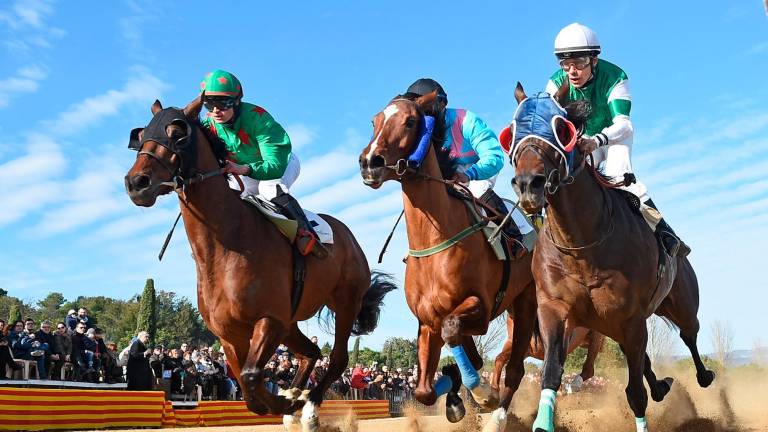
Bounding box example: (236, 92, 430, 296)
(199, 69, 326, 258)
(545, 23, 690, 258)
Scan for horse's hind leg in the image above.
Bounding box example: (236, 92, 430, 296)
(642, 352, 674, 402)
(490, 317, 513, 392)
(240, 317, 293, 415)
(283, 323, 321, 392)
(655, 267, 715, 388)
(579, 330, 605, 382)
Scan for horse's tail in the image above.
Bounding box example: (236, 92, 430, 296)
(352, 271, 398, 336)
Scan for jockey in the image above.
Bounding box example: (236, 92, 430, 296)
(545, 23, 690, 257)
(404, 78, 526, 258)
(199, 69, 326, 258)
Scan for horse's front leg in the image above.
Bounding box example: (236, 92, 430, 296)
(441, 296, 498, 410)
(532, 300, 568, 432)
(413, 322, 444, 406)
(240, 317, 293, 416)
(491, 316, 514, 392)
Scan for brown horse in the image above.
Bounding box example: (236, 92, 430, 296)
(510, 84, 714, 432)
(491, 321, 604, 392)
(124, 98, 396, 432)
(359, 91, 537, 432)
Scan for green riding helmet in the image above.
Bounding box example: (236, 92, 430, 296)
(199, 69, 243, 99)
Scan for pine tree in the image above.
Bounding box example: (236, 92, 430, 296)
(350, 336, 360, 366)
(7, 303, 20, 324)
(136, 278, 157, 342)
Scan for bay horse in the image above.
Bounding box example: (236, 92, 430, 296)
(124, 98, 396, 432)
(359, 91, 537, 432)
(491, 321, 605, 392)
(509, 83, 714, 432)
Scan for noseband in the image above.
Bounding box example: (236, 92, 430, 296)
(514, 139, 585, 195)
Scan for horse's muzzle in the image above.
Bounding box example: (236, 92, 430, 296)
(125, 174, 159, 207)
(512, 174, 546, 213)
(359, 155, 386, 188)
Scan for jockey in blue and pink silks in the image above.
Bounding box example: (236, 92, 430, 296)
(403, 78, 526, 259)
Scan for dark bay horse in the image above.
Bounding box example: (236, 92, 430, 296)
(359, 91, 537, 432)
(492, 322, 605, 393)
(510, 83, 714, 432)
(124, 98, 395, 432)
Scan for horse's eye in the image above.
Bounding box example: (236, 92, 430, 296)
(405, 118, 416, 128)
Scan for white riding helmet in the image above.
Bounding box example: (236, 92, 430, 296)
(554, 23, 601, 59)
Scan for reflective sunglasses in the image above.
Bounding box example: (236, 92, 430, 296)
(203, 98, 237, 111)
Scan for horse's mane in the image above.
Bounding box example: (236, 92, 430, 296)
(395, 94, 458, 180)
(197, 119, 230, 166)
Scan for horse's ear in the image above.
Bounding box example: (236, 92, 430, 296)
(415, 90, 438, 111)
(554, 79, 570, 105)
(183, 93, 203, 119)
(514, 82, 526, 104)
(151, 100, 163, 115)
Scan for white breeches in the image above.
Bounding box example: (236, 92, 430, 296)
(590, 142, 649, 203)
(456, 165, 497, 198)
(228, 153, 301, 200)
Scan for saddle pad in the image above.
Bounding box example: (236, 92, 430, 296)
(469, 201, 538, 260)
(242, 195, 334, 244)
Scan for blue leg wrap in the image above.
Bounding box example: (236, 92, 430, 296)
(434, 375, 453, 397)
(635, 417, 648, 431)
(450, 345, 480, 389)
(532, 388, 556, 431)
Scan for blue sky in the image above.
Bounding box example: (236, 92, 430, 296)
(0, 1, 766, 357)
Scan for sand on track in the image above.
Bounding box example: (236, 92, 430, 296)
(99, 366, 768, 432)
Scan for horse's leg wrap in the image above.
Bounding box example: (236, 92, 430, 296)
(450, 345, 480, 389)
(434, 374, 453, 397)
(635, 416, 648, 432)
(532, 388, 556, 432)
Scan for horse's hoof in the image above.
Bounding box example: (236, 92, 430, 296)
(482, 407, 507, 432)
(445, 392, 466, 423)
(698, 370, 715, 388)
(283, 414, 300, 431)
(469, 383, 499, 410)
(301, 401, 320, 432)
(651, 377, 674, 402)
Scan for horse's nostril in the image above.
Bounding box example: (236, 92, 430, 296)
(131, 174, 150, 191)
(359, 156, 368, 170)
(530, 175, 546, 190)
(370, 155, 385, 169)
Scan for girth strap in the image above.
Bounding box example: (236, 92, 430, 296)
(408, 220, 488, 258)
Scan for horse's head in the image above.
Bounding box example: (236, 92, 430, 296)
(359, 91, 438, 189)
(508, 82, 590, 213)
(124, 98, 204, 206)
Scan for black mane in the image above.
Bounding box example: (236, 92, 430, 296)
(198, 120, 230, 166)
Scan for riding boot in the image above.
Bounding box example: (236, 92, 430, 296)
(479, 189, 526, 259)
(271, 191, 328, 259)
(644, 199, 690, 257)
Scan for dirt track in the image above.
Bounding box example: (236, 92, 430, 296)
(101, 367, 768, 432)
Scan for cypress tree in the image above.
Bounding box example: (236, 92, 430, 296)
(350, 336, 360, 366)
(136, 278, 157, 341)
(7, 303, 20, 324)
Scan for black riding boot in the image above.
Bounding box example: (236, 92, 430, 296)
(271, 191, 328, 259)
(645, 199, 690, 257)
(480, 189, 526, 258)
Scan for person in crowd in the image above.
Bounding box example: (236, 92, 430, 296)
(310, 336, 318, 345)
(149, 344, 165, 380)
(70, 322, 89, 380)
(51, 322, 71, 380)
(81, 328, 100, 382)
(0, 319, 22, 379)
(126, 331, 153, 390)
(77, 308, 94, 330)
(65, 309, 79, 333)
(102, 341, 124, 383)
(20, 318, 47, 379)
(34, 321, 56, 379)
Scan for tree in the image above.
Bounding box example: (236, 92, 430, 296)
(356, 347, 382, 367)
(320, 342, 332, 357)
(0, 288, 7, 297)
(710, 320, 734, 370)
(350, 337, 360, 366)
(473, 312, 508, 361)
(646, 315, 676, 366)
(564, 347, 588, 374)
(381, 337, 418, 368)
(136, 279, 157, 342)
(7, 303, 21, 324)
(36, 292, 65, 323)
